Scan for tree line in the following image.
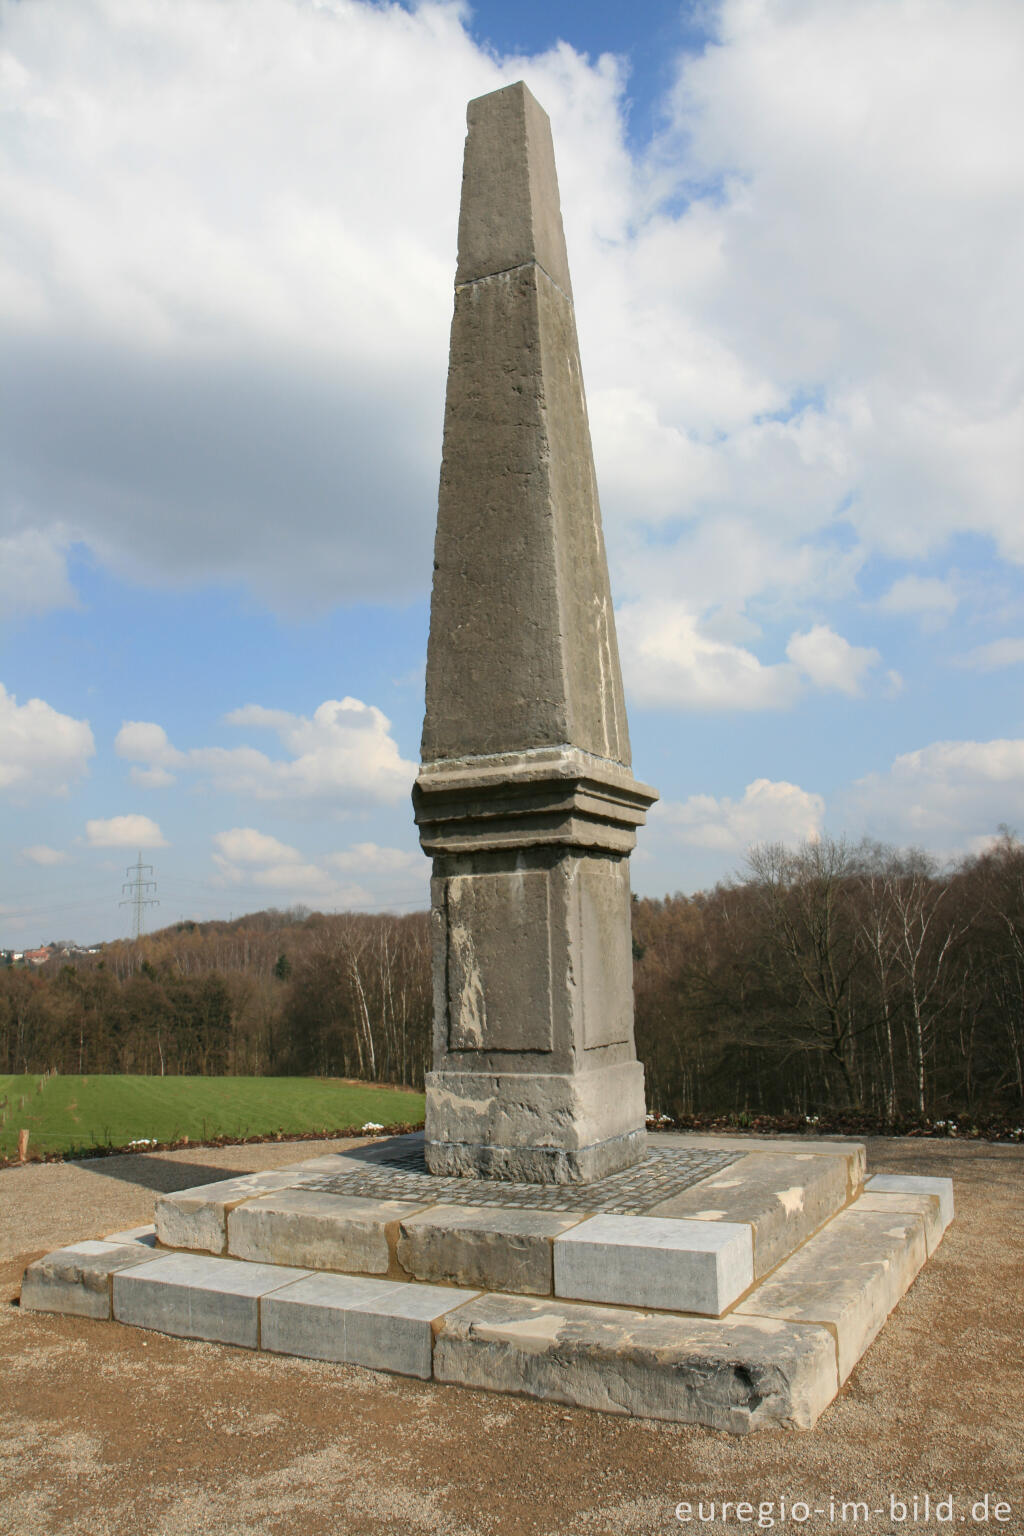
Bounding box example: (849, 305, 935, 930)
(3, 833, 1023, 1122)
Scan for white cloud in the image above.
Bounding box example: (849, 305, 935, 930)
(0, 683, 95, 796)
(2, 0, 1018, 646)
(956, 637, 1024, 671)
(200, 699, 416, 805)
(21, 843, 69, 866)
(786, 625, 880, 697)
(209, 829, 423, 910)
(115, 721, 185, 788)
(120, 698, 416, 808)
(85, 814, 167, 848)
(657, 778, 825, 853)
(617, 601, 800, 711)
(877, 575, 958, 624)
(845, 738, 1024, 850)
(212, 828, 303, 866)
(328, 843, 420, 875)
(0, 528, 77, 619)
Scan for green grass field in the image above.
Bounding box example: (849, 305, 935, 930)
(0, 1074, 425, 1159)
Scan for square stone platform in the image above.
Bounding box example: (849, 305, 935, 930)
(21, 1132, 953, 1435)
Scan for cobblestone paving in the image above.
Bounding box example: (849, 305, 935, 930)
(295, 1141, 740, 1214)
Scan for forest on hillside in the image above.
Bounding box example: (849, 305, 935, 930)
(3, 834, 1024, 1125)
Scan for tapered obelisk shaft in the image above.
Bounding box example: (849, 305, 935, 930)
(415, 82, 657, 1184)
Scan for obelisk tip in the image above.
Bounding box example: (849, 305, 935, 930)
(456, 81, 573, 296)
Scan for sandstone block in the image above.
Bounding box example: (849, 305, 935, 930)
(866, 1173, 954, 1229)
(21, 1241, 160, 1320)
(553, 1213, 753, 1316)
(434, 1292, 838, 1432)
(154, 1171, 303, 1254)
(854, 1190, 946, 1254)
(113, 1252, 310, 1347)
(227, 1189, 430, 1274)
(736, 1207, 927, 1382)
(656, 1134, 866, 1198)
(397, 1205, 586, 1294)
(647, 1152, 849, 1276)
(102, 1225, 157, 1247)
(261, 1272, 478, 1379)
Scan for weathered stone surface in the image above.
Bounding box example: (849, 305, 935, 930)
(103, 1225, 158, 1246)
(855, 1190, 946, 1255)
(227, 1189, 430, 1275)
(736, 1206, 927, 1382)
(113, 1253, 310, 1347)
(657, 1133, 867, 1199)
(261, 1272, 478, 1379)
(866, 1173, 954, 1229)
(647, 1152, 849, 1276)
(455, 80, 573, 295)
(397, 1205, 585, 1294)
(425, 1060, 647, 1184)
(554, 1213, 753, 1316)
(154, 1171, 302, 1254)
(21, 1241, 159, 1319)
(433, 1292, 838, 1432)
(416, 82, 656, 1183)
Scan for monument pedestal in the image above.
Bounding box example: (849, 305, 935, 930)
(21, 1132, 955, 1434)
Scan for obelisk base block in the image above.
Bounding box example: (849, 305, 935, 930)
(424, 1062, 647, 1184)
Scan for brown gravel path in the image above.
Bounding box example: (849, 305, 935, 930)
(1, 1136, 1021, 1536)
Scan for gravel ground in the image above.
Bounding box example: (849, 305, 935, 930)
(1, 1136, 1021, 1536)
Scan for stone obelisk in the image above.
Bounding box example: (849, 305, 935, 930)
(414, 81, 657, 1184)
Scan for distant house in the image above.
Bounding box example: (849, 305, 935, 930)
(24, 946, 51, 966)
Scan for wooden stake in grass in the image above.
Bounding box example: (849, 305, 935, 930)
(18, 1128, 29, 1163)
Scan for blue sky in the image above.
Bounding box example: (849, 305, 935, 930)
(2, 0, 1022, 945)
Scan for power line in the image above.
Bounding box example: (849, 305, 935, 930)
(119, 852, 159, 940)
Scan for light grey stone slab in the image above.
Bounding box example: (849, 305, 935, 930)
(736, 1207, 927, 1383)
(113, 1252, 311, 1347)
(855, 1190, 946, 1255)
(656, 1134, 866, 1197)
(154, 1171, 303, 1255)
(103, 1225, 157, 1247)
(21, 1241, 161, 1319)
(434, 1292, 838, 1433)
(261, 1271, 478, 1379)
(397, 1204, 586, 1294)
(866, 1173, 954, 1229)
(554, 1213, 753, 1316)
(227, 1189, 430, 1274)
(647, 1151, 849, 1277)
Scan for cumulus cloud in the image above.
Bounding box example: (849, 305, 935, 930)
(657, 779, 825, 853)
(786, 625, 880, 697)
(0, 528, 78, 619)
(0, 683, 94, 796)
(21, 844, 69, 866)
(85, 814, 167, 848)
(617, 601, 800, 711)
(877, 575, 958, 626)
(1, 0, 1018, 664)
(328, 843, 420, 875)
(119, 697, 415, 808)
(956, 637, 1024, 671)
(844, 738, 1024, 851)
(115, 721, 185, 787)
(210, 828, 423, 910)
(618, 606, 883, 709)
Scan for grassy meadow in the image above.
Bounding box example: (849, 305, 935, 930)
(0, 1074, 425, 1159)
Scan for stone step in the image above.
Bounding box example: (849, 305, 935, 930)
(150, 1134, 860, 1309)
(734, 1195, 934, 1383)
(20, 1168, 950, 1433)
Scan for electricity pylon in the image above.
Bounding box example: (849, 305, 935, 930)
(120, 852, 159, 940)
